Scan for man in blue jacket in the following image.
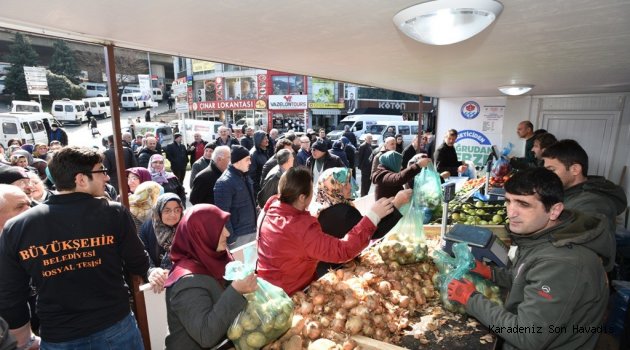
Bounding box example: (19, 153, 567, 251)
(214, 145, 257, 248)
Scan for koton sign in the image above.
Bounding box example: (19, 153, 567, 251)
(192, 99, 258, 111)
(268, 95, 308, 110)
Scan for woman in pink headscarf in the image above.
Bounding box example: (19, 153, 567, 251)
(147, 154, 186, 204)
(163, 204, 257, 350)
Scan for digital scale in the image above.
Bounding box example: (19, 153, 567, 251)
(440, 181, 509, 267)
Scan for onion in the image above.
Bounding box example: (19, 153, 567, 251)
(292, 315, 306, 334)
(313, 304, 323, 314)
(333, 294, 344, 308)
(342, 296, 358, 309)
(342, 339, 357, 350)
(335, 269, 345, 280)
(422, 286, 434, 298)
(377, 281, 391, 295)
(362, 324, 374, 337)
(349, 305, 369, 318)
(388, 261, 401, 270)
(390, 292, 400, 305)
(362, 271, 376, 284)
(300, 301, 314, 315)
(303, 321, 322, 340)
(387, 320, 398, 333)
(312, 293, 326, 306)
(374, 328, 386, 340)
(334, 308, 348, 320)
(345, 316, 363, 335)
(319, 316, 331, 328)
(399, 295, 411, 308)
(391, 280, 402, 291)
(414, 290, 426, 305)
(398, 317, 409, 329)
(331, 318, 345, 333)
(373, 315, 384, 328)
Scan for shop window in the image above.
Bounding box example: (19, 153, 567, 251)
(272, 75, 304, 95)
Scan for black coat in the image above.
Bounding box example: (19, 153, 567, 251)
(137, 147, 161, 168)
(103, 146, 138, 192)
(357, 142, 373, 172)
(189, 161, 223, 205)
(318, 203, 402, 240)
(434, 142, 461, 176)
(306, 152, 344, 174)
(240, 136, 254, 151)
(164, 141, 188, 172)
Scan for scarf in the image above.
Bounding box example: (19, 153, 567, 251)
(165, 204, 233, 288)
(379, 151, 403, 172)
(315, 167, 355, 215)
(147, 154, 172, 185)
(152, 193, 184, 251)
(129, 181, 163, 222)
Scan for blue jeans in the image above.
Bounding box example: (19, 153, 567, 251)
(41, 313, 144, 350)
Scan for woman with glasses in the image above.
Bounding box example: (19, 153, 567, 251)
(257, 167, 395, 296)
(141, 193, 184, 293)
(147, 154, 186, 205)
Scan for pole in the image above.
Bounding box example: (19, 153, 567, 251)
(417, 95, 423, 155)
(38, 94, 42, 107)
(104, 44, 151, 350)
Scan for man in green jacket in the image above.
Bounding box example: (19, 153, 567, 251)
(447, 168, 612, 350)
(542, 139, 626, 271)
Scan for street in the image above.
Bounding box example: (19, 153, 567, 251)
(63, 102, 171, 150)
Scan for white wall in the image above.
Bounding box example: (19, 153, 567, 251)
(438, 92, 630, 208)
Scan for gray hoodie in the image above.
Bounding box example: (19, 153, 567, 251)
(466, 210, 611, 350)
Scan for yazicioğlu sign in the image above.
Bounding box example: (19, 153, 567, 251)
(455, 129, 493, 166)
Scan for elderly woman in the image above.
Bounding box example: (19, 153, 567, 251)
(147, 154, 186, 204)
(125, 167, 152, 194)
(164, 204, 257, 350)
(140, 193, 184, 270)
(257, 167, 395, 295)
(371, 150, 431, 200)
(10, 154, 28, 168)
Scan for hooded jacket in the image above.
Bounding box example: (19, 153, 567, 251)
(466, 210, 612, 350)
(248, 130, 269, 194)
(564, 176, 627, 234)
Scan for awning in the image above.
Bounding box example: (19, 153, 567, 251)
(310, 109, 341, 115)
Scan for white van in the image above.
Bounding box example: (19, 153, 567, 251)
(10, 100, 43, 113)
(359, 120, 421, 148)
(121, 93, 155, 110)
(180, 119, 222, 145)
(0, 112, 52, 145)
(52, 99, 86, 125)
(82, 97, 111, 119)
(134, 122, 174, 148)
(80, 82, 108, 97)
(327, 114, 403, 142)
(152, 88, 163, 102)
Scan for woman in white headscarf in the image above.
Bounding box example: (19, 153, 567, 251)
(147, 154, 186, 205)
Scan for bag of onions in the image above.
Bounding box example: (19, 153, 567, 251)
(433, 242, 503, 314)
(225, 261, 294, 350)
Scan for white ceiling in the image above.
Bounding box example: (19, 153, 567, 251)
(0, 0, 629, 97)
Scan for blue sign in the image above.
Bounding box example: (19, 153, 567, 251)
(456, 130, 491, 145)
(461, 101, 480, 119)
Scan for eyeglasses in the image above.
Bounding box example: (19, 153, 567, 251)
(85, 166, 108, 175)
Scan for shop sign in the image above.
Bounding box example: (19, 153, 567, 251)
(192, 99, 260, 111)
(378, 101, 405, 110)
(308, 102, 344, 108)
(258, 74, 268, 99)
(269, 95, 308, 110)
(438, 98, 505, 167)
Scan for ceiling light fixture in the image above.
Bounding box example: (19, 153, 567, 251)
(497, 84, 534, 96)
(393, 0, 503, 46)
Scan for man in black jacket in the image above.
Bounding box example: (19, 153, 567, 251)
(357, 134, 374, 196)
(434, 129, 467, 176)
(306, 140, 344, 184)
(189, 142, 215, 188)
(240, 127, 254, 151)
(164, 133, 188, 184)
(257, 149, 294, 207)
(103, 135, 138, 193)
(0, 146, 150, 349)
(189, 145, 230, 205)
(137, 137, 160, 168)
(248, 130, 270, 195)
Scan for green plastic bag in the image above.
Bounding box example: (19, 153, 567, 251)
(432, 242, 502, 314)
(225, 258, 294, 350)
(378, 184, 428, 265)
(415, 162, 444, 222)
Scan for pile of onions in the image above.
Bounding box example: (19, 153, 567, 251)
(263, 254, 439, 350)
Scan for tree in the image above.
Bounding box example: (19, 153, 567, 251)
(75, 48, 147, 98)
(3, 32, 39, 100)
(46, 71, 84, 101)
(49, 40, 81, 84)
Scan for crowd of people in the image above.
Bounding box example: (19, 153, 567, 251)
(0, 116, 627, 350)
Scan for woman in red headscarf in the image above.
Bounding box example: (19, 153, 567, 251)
(164, 204, 257, 350)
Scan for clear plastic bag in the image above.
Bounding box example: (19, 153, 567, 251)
(432, 242, 502, 314)
(491, 144, 513, 186)
(225, 261, 294, 349)
(415, 162, 444, 222)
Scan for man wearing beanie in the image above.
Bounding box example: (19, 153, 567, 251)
(306, 140, 344, 183)
(164, 133, 188, 184)
(189, 142, 216, 188)
(214, 145, 258, 248)
(0, 166, 35, 202)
